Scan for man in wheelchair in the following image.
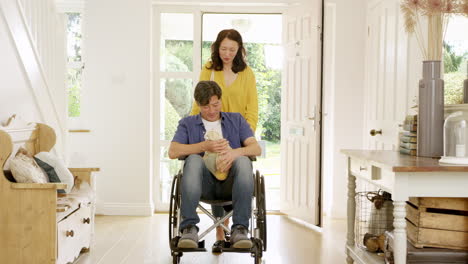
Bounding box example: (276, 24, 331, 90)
(168, 81, 262, 249)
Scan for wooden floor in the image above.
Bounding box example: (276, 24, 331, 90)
(75, 214, 347, 264)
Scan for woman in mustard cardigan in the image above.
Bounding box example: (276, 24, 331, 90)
(190, 29, 258, 132)
(190, 29, 258, 249)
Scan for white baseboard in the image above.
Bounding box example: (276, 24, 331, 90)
(96, 202, 154, 216)
(285, 215, 323, 233)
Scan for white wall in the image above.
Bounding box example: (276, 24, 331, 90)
(0, 14, 41, 124)
(82, 0, 153, 215)
(80, 0, 366, 217)
(324, 0, 366, 219)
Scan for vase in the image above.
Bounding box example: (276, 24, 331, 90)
(418, 60, 444, 157)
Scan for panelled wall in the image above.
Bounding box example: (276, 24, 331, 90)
(0, 0, 66, 155)
(363, 0, 422, 150)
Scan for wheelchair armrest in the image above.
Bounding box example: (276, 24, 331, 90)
(177, 155, 256, 161)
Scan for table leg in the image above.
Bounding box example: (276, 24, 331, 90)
(346, 172, 356, 264)
(393, 201, 407, 264)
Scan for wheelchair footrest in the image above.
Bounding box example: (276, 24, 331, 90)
(214, 239, 261, 253)
(170, 237, 207, 252)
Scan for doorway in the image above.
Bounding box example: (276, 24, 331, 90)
(153, 8, 283, 212)
(201, 13, 283, 211)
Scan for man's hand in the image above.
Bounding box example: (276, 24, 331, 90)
(217, 148, 242, 173)
(204, 139, 229, 153)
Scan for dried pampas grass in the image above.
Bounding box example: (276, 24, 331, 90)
(400, 0, 468, 60)
(461, 1, 468, 15)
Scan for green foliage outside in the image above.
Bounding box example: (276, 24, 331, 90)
(164, 98, 180, 140)
(68, 68, 81, 117)
(164, 39, 282, 142)
(444, 72, 466, 104)
(163, 40, 194, 119)
(67, 13, 82, 117)
(165, 40, 193, 71)
(443, 42, 467, 105)
(444, 43, 464, 73)
(202, 41, 212, 67)
(67, 13, 82, 62)
(244, 43, 282, 142)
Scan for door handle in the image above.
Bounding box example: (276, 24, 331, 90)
(307, 106, 317, 121)
(370, 129, 382, 136)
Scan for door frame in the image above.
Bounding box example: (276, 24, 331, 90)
(151, 3, 287, 212)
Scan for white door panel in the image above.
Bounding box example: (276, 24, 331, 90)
(364, 0, 421, 150)
(281, 0, 322, 225)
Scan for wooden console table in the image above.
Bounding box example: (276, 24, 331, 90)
(341, 150, 468, 264)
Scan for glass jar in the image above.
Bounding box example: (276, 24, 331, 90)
(439, 111, 468, 165)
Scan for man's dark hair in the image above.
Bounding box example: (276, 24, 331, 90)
(194, 81, 222, 106)
(207, 29, 247, 73)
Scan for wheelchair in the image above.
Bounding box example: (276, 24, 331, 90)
(168, 162, 267, 264)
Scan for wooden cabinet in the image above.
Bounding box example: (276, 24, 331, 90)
(57, 203, 93, 264)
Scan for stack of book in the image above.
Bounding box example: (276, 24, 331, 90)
(400, 115, 417, 156)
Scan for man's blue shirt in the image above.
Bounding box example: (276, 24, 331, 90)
(172, 112, 254, 153)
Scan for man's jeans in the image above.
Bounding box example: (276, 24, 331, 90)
(179, 154, 254, 231)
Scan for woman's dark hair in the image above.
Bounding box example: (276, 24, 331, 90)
(208, 29, 247, 73)
(194, 81, 223, 106)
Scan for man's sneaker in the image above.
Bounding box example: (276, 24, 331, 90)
(177, 225, 199, 248)
(230, 225, 252, 248)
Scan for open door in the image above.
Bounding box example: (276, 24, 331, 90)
(280, 0, 323, 225)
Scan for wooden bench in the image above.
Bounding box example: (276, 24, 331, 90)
(0, 117, 99, 264)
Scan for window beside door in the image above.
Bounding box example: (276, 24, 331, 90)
(443, 15, 468, 105)
(66, 13, 83, 117)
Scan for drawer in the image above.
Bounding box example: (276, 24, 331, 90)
(350, 158, 394, 191)
(57, 205, 92, 264)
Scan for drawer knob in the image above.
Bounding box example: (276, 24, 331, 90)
(83, 217, 91, 224)
(66, 230, 74, 237)
(359, 166, 367, 171)
(370, 129, 382, 136)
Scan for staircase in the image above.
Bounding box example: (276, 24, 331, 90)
(0, 0, 67, 155)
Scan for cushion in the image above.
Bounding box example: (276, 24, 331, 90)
(10, 151, 48, 183)
(34, 152, 74, 193)
(34, 157, 65, 194)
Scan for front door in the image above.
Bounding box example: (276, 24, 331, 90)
(280, 0, 323, 225)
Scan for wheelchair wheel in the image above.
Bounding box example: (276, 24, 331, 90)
(255, 170, 267, 251)
(252, 236, 263, 264)
(169, 172, 181, 244)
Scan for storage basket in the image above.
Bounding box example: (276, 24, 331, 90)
(355, 190, 394, 252)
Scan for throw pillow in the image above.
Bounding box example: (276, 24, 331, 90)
(34, 157, 65, 194)
(10, 150, 48, 183)
(34, 152, 74, 193)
